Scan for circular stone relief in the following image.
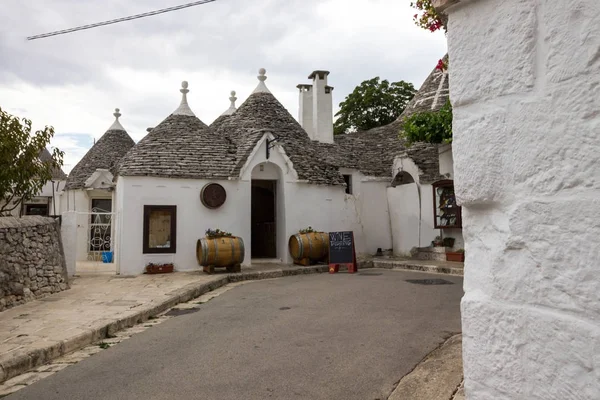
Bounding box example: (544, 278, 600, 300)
(200, 183, 227, 209)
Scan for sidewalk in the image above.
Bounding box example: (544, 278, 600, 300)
(0, 263, 332, 384)
(389, 334, 464, 400)
(372, 257, 464, 276)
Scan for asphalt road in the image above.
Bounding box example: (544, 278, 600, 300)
(7, 269, 463, 400)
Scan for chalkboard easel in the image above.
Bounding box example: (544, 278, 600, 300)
(328, 231, 357, 274)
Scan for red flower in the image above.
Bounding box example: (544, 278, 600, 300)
(436, 59, 446, 71)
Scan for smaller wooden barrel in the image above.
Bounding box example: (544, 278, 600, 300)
(288, 232, 329, 261)
(197, 236, 245, 267)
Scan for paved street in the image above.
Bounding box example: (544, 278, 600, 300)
(6, 270, 463, 400)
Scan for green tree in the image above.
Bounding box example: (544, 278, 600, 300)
(0, 107, 64, 215)
(334, 77, 416, 135)
(403, 99, 453, 144)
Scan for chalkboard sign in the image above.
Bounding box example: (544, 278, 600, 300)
(328, 231, 357, 273)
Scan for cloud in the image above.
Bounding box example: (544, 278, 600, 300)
(0, 0, 447, 172)
(49, 134, 94, 173)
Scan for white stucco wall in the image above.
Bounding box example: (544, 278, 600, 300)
(116, 176, 250, 275)
(340, 169, 392, 255)
(60, 211, 77, 276)
(445, 0, 600, 398)
(62, 189, 112, 263)
(387, 182, 420, 256)
(388, 157, 438, 253)
(438, 144, 454, 179)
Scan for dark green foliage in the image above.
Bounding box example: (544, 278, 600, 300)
(334, 77, 416, 135)
(403, 100, 453, 144)
(0, 107, 64, 215)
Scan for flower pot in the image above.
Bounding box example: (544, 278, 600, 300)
(442, 238, 455, 248)
(145, 263, 174, 274)
(445, 252, 464, 262)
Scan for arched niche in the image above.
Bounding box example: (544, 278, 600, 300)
(251, 162, 281, 180)
(390, 171, 416, 187)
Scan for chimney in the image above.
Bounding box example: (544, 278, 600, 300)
(297, 84, 314, 139)
(308, 70, 334, 144)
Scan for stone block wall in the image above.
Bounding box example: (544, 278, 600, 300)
(0, 216, 69, 312)
(441, 0, 600, 398)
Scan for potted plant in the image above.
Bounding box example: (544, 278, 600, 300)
(298, 226, 316, 234)
(145, 262, 174, 274)
(443, 237, 455, 248)
(205, 228, 233, 239)
(446, 248, 464, 262)
(433, 236, 444, 247)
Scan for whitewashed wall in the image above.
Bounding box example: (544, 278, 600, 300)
(387, 182, 419, 256)
(444, 0, 600, 398)
(388, 157, 438, 254)
(438, 144, 454, 179)
(62, 189, 112, 263)
(60, 211, 77, 276)
(116, 177, 249, 276)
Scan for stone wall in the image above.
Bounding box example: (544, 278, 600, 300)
(441, 0, 600, 398)
(0, 216, 69, 311)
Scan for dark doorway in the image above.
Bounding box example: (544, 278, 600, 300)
(251, 180, 276, 259)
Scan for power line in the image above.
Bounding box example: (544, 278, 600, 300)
(26, 0, 217, 41)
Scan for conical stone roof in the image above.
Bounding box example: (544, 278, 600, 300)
(117, 82, 234, 179)
(215, 70, 344, 185)
(65, 109, 135, 190)
(39, 148, 67, 180)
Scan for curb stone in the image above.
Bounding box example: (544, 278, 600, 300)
(372, 260, 463, 276)
(388, 334, 463, 400)
(0, 263, 369, 384)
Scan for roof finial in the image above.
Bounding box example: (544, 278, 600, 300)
(252, 68, 271, 94)
(108, 107, 126, 131)
(221, 90, 238, 116)
(173, 80, 196, 116)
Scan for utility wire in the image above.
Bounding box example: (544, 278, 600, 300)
(27, 0, 216, 41)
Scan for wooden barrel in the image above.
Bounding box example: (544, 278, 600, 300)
(288, 232, 329, 261)
(197, 236, 245, 267)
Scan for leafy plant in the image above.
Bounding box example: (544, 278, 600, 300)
(443, 237, 455, 247)
(205, 228, 233, 239)
(334, 77, 416, 135)
(411, 0, 446, 33)
(98, 342, 110, 349)
(456, 249, 465, 253)
(403, 99, 453, 144)
(433, 235, 444, 247)
(299, 226, 316, 234)
(0, 107, 64, 215)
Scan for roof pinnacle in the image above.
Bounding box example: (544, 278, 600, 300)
(173, 80, 196, 117)
(252, 68, 271, 94)
(108, 107, 126, 131)
(221, 90, 238, 116)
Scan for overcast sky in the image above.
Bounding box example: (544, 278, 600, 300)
(0, 0, 446, 173)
